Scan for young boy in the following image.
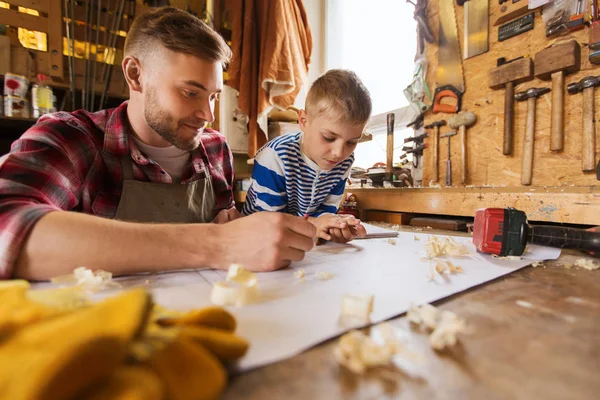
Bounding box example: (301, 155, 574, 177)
(243, 69, 371, 243)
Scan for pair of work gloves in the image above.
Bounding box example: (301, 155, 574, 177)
(0, 281, 248, 400)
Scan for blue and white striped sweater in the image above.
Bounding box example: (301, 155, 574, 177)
(242, 132, 353, 217)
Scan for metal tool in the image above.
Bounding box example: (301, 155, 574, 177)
(424, 120, 446, 182)
(386, 113, 395, 181)
(534, 40, 581, 152)
(515, 87, 551, 186)
(407, 0, 435, 55)
(498, 12, 534, 42)
(464, 0, 489, 58)
(448, 111, 477, 184)
(488, 57, 534, 156)
(473, 208, 600, 257)
(100, 0, 128, 110)
(568, 76, 600, 172)
(567, 0, 586, 31)
(433, 0, 464, 114)
(440, 131, 457, 186)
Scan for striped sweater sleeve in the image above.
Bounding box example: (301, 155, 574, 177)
(242, 147, 287, 215)
(314, 166, 352, 216)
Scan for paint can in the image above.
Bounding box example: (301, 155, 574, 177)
(3, 73, 29, 98)
(4, 95, 31, 118)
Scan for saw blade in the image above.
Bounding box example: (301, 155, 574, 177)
(464, 0, 489, 59)
(437, 0, 465, 92)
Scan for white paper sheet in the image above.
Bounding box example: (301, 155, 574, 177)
(32, 224, 561, 372)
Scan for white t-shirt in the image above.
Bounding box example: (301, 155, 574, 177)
(132, 136, 191, 184)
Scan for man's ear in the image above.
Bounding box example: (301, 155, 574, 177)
(122, 55, 143, 93)
(298, 109, 309, 131)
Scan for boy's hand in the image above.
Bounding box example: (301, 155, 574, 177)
(327, 215, 366, 243)
(212, 207, 242, 224)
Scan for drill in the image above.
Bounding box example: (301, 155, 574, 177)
(473, 208, 600, 257)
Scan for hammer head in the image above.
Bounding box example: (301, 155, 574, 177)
(448, 111, 477, 129)
(440, 131, 457, 139)
(489, 57, 533, 89)
(534, 40, 581, 80)
(567, 76, 600, 94)
(515, 87, 551, 102)
(424, 120, 447, 129)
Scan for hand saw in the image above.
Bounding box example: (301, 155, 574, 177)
(433, 0, 464, 114)
(464, 0, 489, 59)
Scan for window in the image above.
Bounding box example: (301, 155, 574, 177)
(325, 0, 418, 169)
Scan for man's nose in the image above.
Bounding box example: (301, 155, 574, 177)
(194, 99, 215, 123)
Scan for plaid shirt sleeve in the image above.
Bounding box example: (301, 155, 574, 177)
(201, 129, 235, 213)
(0, 116, 97, 278)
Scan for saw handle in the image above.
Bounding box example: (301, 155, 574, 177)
(529, 225, 600, 256)
(433, 85, 463, 114)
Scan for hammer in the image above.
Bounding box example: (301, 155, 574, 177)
(534, 40, 581, 152)
(567, 76, 600, 172)
(424, 120, 447, 182)
(448, 111, 477, 184)
(515, 87, 551, 186)
(489, 57, 533, 155)
(440, 131, 457, 187)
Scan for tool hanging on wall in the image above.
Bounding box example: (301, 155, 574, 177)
(493, 0, 532, 26)
(440, 131, 457, 186)
(488, 57, 533, 156)
(515, 87, 551, 186)
(473, 208, 600, 257)
(407, 0, 435, 55)
(90, 0, 102, 111)
(462, 0, 489, 58)
(433, 0, 464, 113)
(386, 113, 395, 182)
(498, 12, 534, 42)
(567, 0, 586, 30)
(424, 120, 446, 182)
(63, 0, 76, 110)
(448, 111, 477, 185)
(567, 76, 600, 173)
(534, 40, 581, 152)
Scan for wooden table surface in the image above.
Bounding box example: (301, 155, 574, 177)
(224, 233, 600, 400)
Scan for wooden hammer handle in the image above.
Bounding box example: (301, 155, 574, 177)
(583, 86, 596, 172)
(521, 97, 536, 185)
(503, 81, 514, 155)
(433, 127, 439, 182)
(460, 125, 467, 184)
(550, 71, 565, 151)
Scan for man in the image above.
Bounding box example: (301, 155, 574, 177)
(0, 7, 315, 280)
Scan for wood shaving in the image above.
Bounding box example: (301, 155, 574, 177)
(51, 267, 121, 292)
(317, 271, 334, 280)
(433, 261, 464, 275)
(334, 324, 402, 374)
(414, 236, 420, 241)
(387, 239, 397, 245)
(341, 294, 374, 322)
(575, 259, 599, 271)
(211, 264, 258, 307)
(424, 236, 470, 259)
(531, 261, 544, 268)
(407, 303, 467, 350)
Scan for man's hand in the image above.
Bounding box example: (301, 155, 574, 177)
(212, 207, 242, 224)
(213, 212, 316, 272)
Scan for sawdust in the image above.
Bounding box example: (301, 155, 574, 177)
(387, 239, 397, 245)
(574, 259, 599, 271)
(317, 271, 335, 281)
(491, 254, 522, 260)
(51, 267, 120, 292)
(424, 236, 470, 259)
(294, 269, 306, 282)
(531, 261, 545, 268)
(414, 236, 421, 241)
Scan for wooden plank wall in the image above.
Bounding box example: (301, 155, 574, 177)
(422, 2, 600, 188)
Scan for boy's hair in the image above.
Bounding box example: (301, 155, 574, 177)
(124, 7, 232, 66)
(305, 69, 372, 126)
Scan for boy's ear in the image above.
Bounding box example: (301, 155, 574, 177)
(298, 109, 308, 130)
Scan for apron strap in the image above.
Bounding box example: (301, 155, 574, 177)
(120, 155, 135, 181)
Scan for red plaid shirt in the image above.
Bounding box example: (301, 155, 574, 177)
(0, 101, 234, 278)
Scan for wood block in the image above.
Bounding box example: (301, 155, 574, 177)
(410, 217, 468, 231)
(493, 0, 531, 26)
(489, 57, 533, 89)
(534, 40, 581, 79)
(363, 210, 414, 226)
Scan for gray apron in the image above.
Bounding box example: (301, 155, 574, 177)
(114, 155, 216, 223)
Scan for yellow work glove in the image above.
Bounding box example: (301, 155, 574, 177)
(0, 288, 152, 400)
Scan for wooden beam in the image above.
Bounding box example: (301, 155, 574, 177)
(0, 7, 47, 32)
(352, 187, 600, 225)
(5, 0, 50, 15)
(47, 0, 63, 80)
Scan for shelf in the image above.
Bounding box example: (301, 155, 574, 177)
(0, 116, 38, 131)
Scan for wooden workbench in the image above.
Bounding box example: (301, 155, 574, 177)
(224, 230, 600, 400)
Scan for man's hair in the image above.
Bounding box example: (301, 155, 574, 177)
(124, 6, 232, 65)
(305, 69, 372, 126)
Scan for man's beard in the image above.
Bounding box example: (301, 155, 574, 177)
(143, 88, 204, 151)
